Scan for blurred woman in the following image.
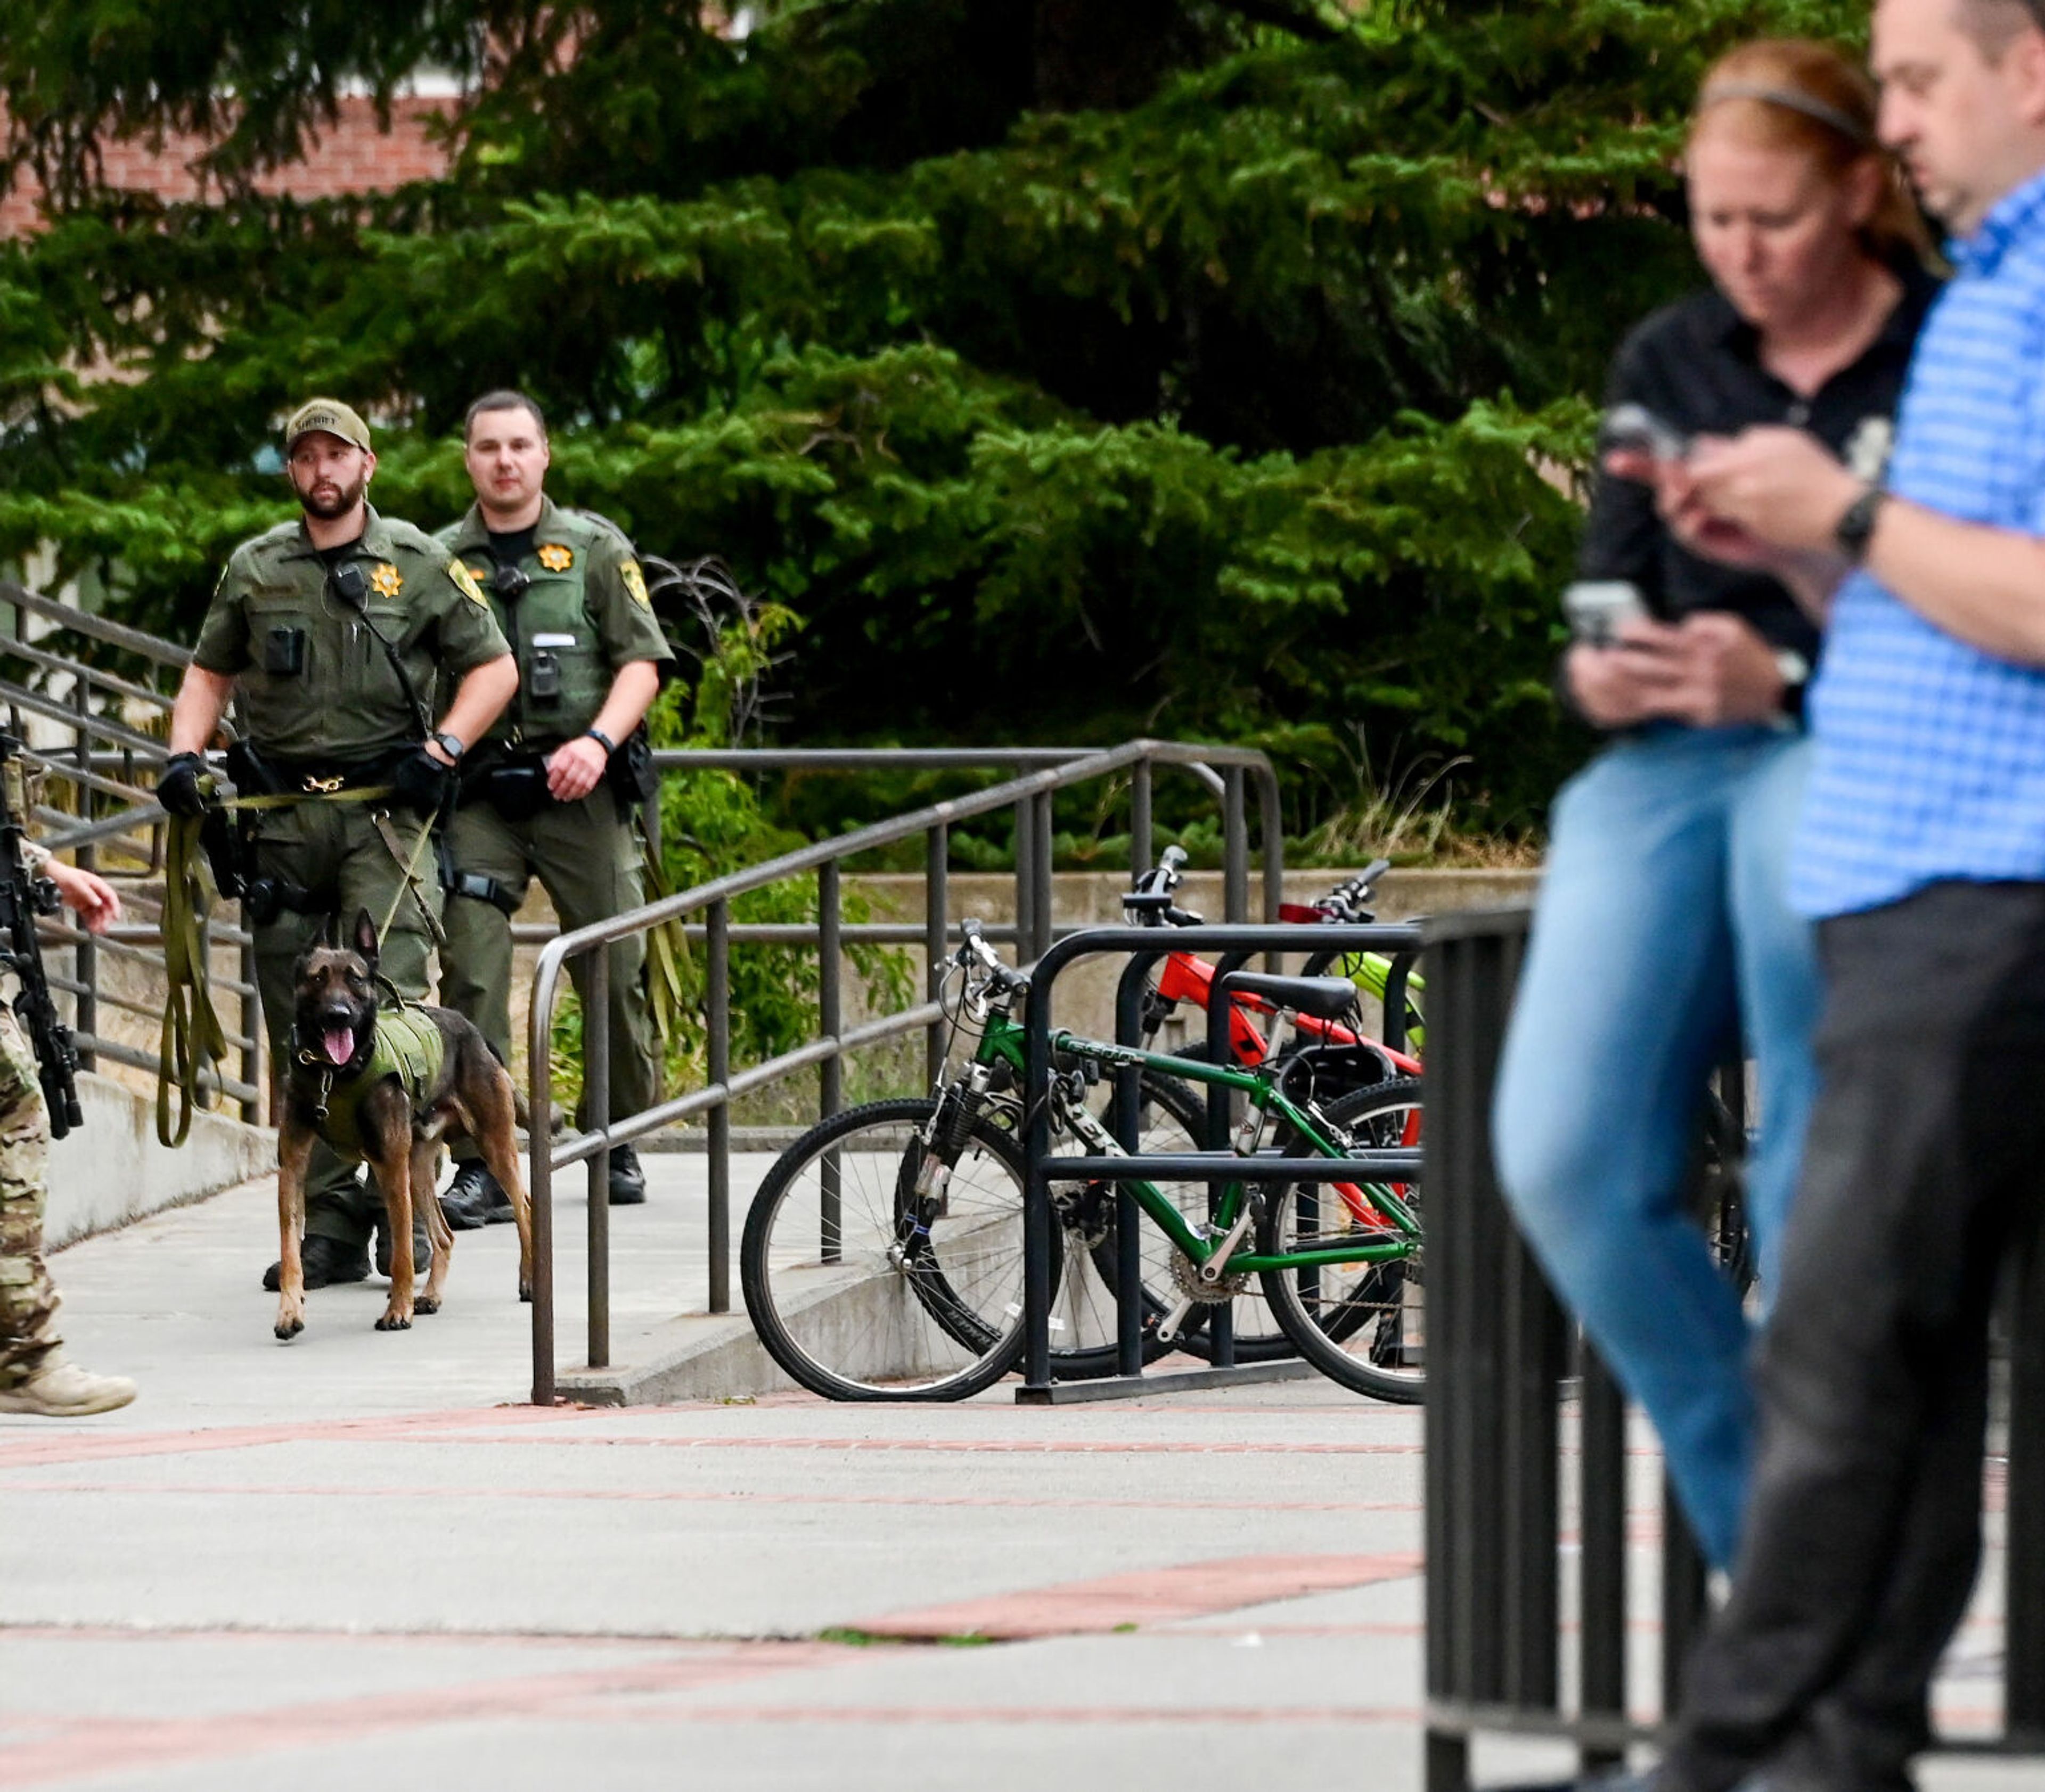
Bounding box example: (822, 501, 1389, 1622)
(1491, 38, 1938, 1571)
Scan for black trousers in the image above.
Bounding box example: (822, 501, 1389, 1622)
(1663, 881, 2045, 1791)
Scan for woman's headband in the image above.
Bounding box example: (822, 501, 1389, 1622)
(1697, 80, 1876, 149)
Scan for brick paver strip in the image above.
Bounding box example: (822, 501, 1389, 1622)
(854, 1551, 1421, 1641)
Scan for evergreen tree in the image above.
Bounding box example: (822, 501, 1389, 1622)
(0, 1, 1867, 836)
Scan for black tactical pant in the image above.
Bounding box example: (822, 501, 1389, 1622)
(1665, 881, 2045, 1792)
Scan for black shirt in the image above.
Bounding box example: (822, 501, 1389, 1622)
(486, 526, 538, 568)
(1576, 265, 1943, 664)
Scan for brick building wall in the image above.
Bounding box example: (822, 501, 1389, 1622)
(0, 95, 457, 234)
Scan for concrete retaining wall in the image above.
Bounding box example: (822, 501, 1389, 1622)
(46, 1070, 275, 1250)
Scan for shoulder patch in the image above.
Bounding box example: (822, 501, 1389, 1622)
(447, 559, 488, 607)
(620, 560, 651, 608)
(537, 543, 574, 573)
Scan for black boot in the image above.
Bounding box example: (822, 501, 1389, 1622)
(373, 1217, 433, 1280)
(441, 1159, 513, 1230)
(607, 1142, 647, 1206)
(261, 1233, 370, 1292)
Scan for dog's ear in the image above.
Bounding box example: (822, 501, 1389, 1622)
(353, 909, 379, 965)
(318, 911, 340, 950)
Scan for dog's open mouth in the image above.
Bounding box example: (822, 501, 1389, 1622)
(321, 1027, 355, 1067)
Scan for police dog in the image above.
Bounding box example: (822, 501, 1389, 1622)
(274, 910, 534, 1340)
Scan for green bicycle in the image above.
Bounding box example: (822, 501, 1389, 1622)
(739, 919, 1425, 1403)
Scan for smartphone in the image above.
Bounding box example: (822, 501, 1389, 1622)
(1598, 403, 1692, 465)
(1564, 579, 1651, 647)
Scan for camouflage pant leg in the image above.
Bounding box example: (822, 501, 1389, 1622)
(0, 1008, 58, 1382)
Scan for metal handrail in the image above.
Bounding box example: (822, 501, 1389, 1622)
(0, 581, 195, 670)
(525, 738, 1285, 1404)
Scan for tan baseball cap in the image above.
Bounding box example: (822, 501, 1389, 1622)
(283, 398, 372, 454)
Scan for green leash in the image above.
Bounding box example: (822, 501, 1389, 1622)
(157, 799, 233, 1148)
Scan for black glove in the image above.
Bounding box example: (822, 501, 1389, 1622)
(157, 752, 210, 819)
(391, 746, 456, 816)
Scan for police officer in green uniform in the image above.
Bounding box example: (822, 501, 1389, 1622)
(157, 398, 518, 1286)
(434, 391, 672, 1223)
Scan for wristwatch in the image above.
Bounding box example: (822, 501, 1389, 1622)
(1833, 485, 1887, 564)
(430, 730, 466, 762)
(585, 727, 618, 755)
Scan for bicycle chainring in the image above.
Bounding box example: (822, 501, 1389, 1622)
(1170, 1249, 1250, 1303)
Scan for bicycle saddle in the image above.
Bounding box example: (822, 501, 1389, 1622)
(1217, 972, 1359, 1022)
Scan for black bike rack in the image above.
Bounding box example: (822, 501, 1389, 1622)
(1017, 921, 1426, 1405)
(1421, 905, 2045, 1789)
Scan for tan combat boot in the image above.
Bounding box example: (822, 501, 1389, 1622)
(0, 1354, 137, 1417)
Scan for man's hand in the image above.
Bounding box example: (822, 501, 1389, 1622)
(391, 746, 457, 816)
(156, 751, 210, 819)
(544, 735, 609, 803)
(46, 860, 121, 935)
(1566, 615, 1790, 730)
(1684, 429, 1864, 554)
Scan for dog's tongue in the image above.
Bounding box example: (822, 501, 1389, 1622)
(322, 1027, 355, 1067)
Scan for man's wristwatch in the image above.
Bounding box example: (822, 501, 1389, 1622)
(585, 727, 617, 755)
(430, 730, 467, 762)
(1833, 485, 1887, 564)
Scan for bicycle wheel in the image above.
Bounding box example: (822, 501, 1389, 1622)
(1257, 1077, 1426, 1403)
(741, 1097, 1049, 1401)
(1082, 1057, 1296, 1364)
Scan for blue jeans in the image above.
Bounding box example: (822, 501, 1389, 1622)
(1491, 725, 1820, 1570)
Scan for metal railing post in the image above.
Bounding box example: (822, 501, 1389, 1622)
(1032, 789, 1055, 961)
(1114, 952, 1167, 1379)
(819, 861, 842, 1126)
(1130, 759, 1153, 880)
(1223, 766, 1248, 924)
(925, 824, 948, 1089)
(817, 862, 844, 1264)
(585, 946, 611, 1371)
(529, 959, 559, 1406)
(1013, 798, 1034, 963)
(707, 897, 732, 1313)
(1578, 1343, 1629, 1775)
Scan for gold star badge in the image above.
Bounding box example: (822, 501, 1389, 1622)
(537, 543, 574, 573)
(621, 560, 651, 608)
(369, 562, 403, 600)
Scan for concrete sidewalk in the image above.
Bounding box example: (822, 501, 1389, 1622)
(0, 1163, 2026, 1792)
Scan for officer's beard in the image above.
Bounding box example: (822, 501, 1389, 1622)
(292, 467, 369, 522)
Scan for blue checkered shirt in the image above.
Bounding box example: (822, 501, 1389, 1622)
(1793, 167, 2045, 919)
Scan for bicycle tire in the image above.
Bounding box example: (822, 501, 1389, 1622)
(1257, 1077, 1427, 1403)
(740, 1097, 1051, 1401)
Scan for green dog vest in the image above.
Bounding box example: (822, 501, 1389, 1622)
(305, 1004, 447, 1163)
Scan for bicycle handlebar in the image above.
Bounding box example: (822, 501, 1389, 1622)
(956, 918, 1029, 996)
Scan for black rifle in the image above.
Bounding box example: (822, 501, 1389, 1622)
(0, 733, 84, 1138)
